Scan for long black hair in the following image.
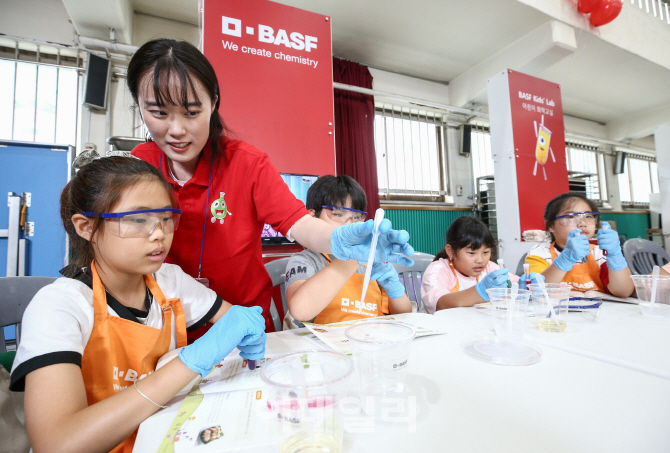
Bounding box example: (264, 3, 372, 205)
(60, 157, 177, 274)
(126, 39, 233, 162)
(544, 193, 600, 242)
(434, 216, 496, 261)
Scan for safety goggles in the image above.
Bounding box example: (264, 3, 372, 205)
(568, 298, 602, 322)
(320, 205, 367, 224)
(82, 208, 182, 238)
(554, 211, 599, 227)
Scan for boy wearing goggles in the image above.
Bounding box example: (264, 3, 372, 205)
(283, 176, 412, 328)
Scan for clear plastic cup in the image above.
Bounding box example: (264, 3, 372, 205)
(260, 350, 353, 453)
(631, 275, 670, 318)
(345, 321, 416, 404)
(528, 283, 572, 332)
(486, 288, 531, 339)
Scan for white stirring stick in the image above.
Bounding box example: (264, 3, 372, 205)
(359, 208, 385, 314)
(537, 274, 559, 324)
(509, 281, 519, 332)
(650, 265, 660, 305)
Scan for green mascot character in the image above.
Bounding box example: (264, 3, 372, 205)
(210, 192, 231, 224)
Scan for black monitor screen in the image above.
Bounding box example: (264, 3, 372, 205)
(262, 173, 319, 244)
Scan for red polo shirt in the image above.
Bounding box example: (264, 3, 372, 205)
(132, 138, 308, 333)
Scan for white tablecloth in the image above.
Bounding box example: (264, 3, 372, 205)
(135, 308, 670, 453)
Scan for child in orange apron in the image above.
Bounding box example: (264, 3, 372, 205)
(284, 176, 412, 328)
(525, 193, 634, 297)
(421, 217, 528, 313)
(10, 157, 266, 453)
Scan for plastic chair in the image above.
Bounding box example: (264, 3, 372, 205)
(392, 254, 435, 313)
(0, 277, 56, 353)
(515, 253, 528, 277)
(264, 257, 291, 332)
(622, 239, 670, 275)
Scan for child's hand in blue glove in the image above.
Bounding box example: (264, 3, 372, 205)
(597, 221, 627, 271)
(553, 229, 590, 271)
(518, 272, 542, 291)
(475, 268, 510, 301)
(331, 219, 415, 267)
(179, 305, 266, 377)
(370, 262, 406, 299)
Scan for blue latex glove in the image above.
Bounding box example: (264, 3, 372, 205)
(475, 268, 510, 301)
(597, 221, 627, 271)
(553, 229, 591, 272)
(518, 272, 542, 291)
(331, 219, 415, 267)
(179, 306, 266, 377)
(370, 262, 406, 299)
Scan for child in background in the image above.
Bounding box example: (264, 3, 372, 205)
(10, 157, 265, 453)
(421, 217, 528, 313)
(284, 176, 412, 328)
(525, 193, 634, 297)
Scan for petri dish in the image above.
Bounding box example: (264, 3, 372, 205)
(461, 336, 542, 366)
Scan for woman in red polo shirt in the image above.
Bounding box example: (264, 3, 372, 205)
(127, 39, 414, 334)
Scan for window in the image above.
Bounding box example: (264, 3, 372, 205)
(470, 126, 494, 189)
(374, 106, 446, 200)
(565, 143, 607, 202)
(618, 154, 658, 204)
(0, 44, 80, 146)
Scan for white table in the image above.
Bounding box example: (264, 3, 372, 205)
(135, 309, 670, 453)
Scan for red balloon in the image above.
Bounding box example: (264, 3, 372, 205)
(577, 0, 603, 14)
(589, 0, 623, 26)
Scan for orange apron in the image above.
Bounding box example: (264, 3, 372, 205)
(313, 255, 389, 324)
(80, 262, 187, 453)
(550, 243, 607, 293)
(446, 260, 480, 293)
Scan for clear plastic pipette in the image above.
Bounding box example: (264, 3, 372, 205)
(359, 208, 385, 314)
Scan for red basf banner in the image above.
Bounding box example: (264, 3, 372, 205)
(507, 70, 569, 234)
(203, 0, 335, 175)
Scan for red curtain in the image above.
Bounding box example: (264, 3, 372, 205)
(333, 58, 380, 216)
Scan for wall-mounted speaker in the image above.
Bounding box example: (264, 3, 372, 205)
(614, 151, 626, 174)
(83, 54, 111, 110)
(459, 124, 472, 157)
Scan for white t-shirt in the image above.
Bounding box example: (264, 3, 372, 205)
(10, 263, 220, 391)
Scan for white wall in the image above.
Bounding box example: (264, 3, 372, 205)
(0, 0, 74, 45)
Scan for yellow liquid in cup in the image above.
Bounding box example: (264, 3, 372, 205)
(537, 318, 567, 332)
(279, 432, 342, 453)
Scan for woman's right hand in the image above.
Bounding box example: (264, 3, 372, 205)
(179, 305, 266, 377)
(553, 229, 591, 271)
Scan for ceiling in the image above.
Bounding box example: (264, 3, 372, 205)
(87, 0, 670, 142)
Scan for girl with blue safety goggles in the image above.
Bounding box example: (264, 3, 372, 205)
(82, 208, 182, 238)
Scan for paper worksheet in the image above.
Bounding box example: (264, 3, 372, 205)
(303, 313, 447, 355)
(134, 357, 281, 453)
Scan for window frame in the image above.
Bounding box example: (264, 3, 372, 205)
(565, 142, 607, 204)
(617, 152, 658, 207)
(0, 41, 83, 146)
(374, 105, 449, 203)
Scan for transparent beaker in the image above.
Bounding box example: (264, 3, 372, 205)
(528, 283, 572, 332)
(260, 350, 353, 453)
(486, 288, 531, 339)
(345, 321, 415, 408)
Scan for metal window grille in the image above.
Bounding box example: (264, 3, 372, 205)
(632, 0, 670, 25)
(618, 154, 657, 204)
(0, 42, 81, 146)
(565, 143, 606, 202)
(374, 106, 446, 201)
(470, 126, 494, 193)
